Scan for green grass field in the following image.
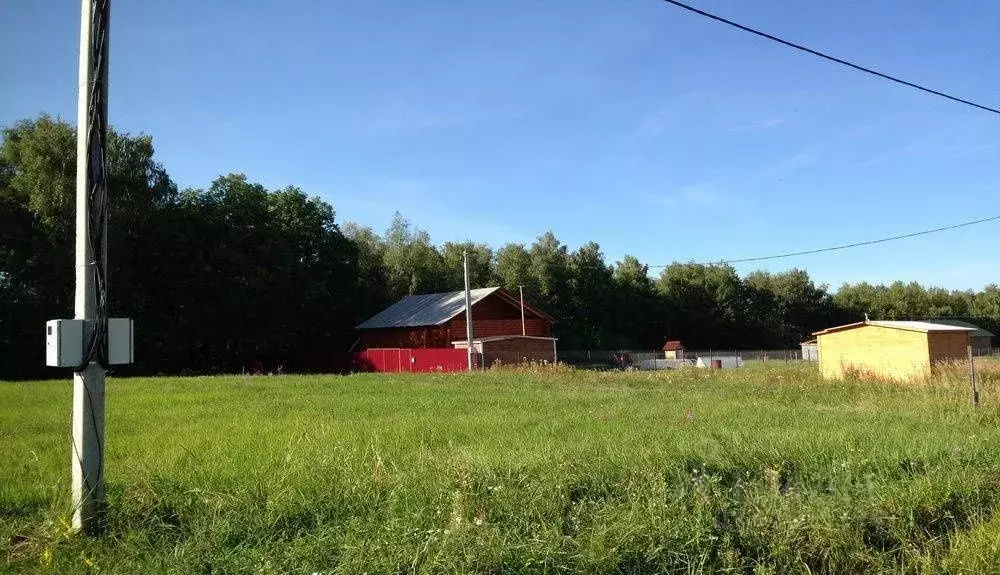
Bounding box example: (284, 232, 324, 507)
(4, 363, 1000, 574)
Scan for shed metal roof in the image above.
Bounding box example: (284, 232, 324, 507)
(915, 319, 994, 339)
(813, 320, 977, 336)
(356, 287, 499, 329)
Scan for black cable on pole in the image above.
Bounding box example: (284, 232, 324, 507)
(661, 0, 1000, 116)
(76, 0, 110, 372)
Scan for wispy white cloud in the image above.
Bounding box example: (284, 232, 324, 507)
(426, 214, 533, 246)
(850, 140, 999, 172)
(645, 183, 748, 211)
(751, 151, 818, 182)
(381, 179, 428, 198)
(362, 101, 453, 138)
(677, 184, 730, 209)
(850, 151, 899, 171)
(907, 141, 999, 159)
(751, 125, 877, 182)
(333, 177, 532, 246)
(728, 117, 785, 133)
(621, 92, 701, 146)
(330, 178, 433, 220)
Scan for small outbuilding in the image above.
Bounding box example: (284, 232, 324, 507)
(813, 320, 975, 381)
(663, 340, 685, 359)
(800, 340, 818, 361)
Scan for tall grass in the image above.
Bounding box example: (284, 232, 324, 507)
(3, 363, 1000, 574)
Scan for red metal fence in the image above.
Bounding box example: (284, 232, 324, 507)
(353, 348, 475, 373)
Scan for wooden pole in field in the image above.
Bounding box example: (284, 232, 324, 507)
(968, 345, 980, 408)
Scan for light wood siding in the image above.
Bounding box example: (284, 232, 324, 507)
(927, 331, 971, 365)
(817, 325, 930, 381)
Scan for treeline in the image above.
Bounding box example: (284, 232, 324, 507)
(1, 115, 998, 378)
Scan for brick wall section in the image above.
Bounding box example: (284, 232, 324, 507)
(818, 325, 930, 381)
(448, 318, 549, 339)
(469, 295, 543, 320)
(928, 331, 971, 365)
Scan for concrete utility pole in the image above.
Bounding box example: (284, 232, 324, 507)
(73, 0, 109, 534)
(463, 251, 474, 371)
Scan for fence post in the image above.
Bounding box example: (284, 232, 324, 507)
(968, 345, 980, 408)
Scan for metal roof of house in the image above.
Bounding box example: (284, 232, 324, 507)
(915, 319, 995, 339)
(813, 320, 977, 336)
(356, 287, 500, 329)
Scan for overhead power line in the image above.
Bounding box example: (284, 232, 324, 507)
(700, 214, 1000, 266)
(569, 215, 1000, 270)
(661, 0, 1000, 116)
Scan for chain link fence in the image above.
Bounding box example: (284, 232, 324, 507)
(495, 347, 1000, 371)
(558, 349, 808, 370)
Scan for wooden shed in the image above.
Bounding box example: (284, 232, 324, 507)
(356, 287, 554, 352)
(662, 340, 685, 360)
(800, 340, 818, 361)
(812, 320, 975, 381)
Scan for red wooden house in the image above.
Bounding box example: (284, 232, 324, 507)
(355, 287, 556, 369)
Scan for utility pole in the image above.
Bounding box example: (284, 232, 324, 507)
(73, 0, 109, 534)
(463, 251, 474, 371)
(519, 285, 526, 336)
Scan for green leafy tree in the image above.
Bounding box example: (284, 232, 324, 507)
(566, 242, 614, 348)
(658, 263, 751, 348)
(495, 243, 536, 297)
(745, 269, 835, 347)
(440, 241, 494, 290)
(342, 222, 390, 320)
(972, 285, 1000, 319)
(527, 232, 572, 337)
(0, 116, 177, 376)
(382, 212, 447, 299)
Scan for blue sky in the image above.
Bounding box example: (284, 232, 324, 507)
(3, 0, 999, 290)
